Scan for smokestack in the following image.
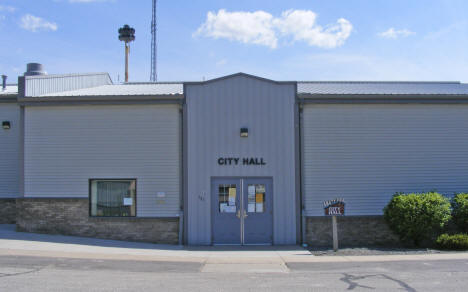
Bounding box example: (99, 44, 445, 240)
(24, 63, 47, 76)
(1, 75, 6, 91)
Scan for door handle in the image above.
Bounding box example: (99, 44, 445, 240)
(243, 210, 248, 218)
(236, 209, 241, 219)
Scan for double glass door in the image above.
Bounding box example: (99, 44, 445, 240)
(211, 178, 273, 245)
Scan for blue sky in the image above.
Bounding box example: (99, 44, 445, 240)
(0, 0, 467, 83)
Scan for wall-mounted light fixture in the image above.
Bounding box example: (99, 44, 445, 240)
(2, 121, 10, 130)
(240, 127, 248, 138)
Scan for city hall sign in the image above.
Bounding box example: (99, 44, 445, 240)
(217, 157, 266, 166)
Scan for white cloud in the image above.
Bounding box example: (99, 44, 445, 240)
(0, 5, 16, 13)
(216, 59, 227, 66)
(68, 0, 114, 3)
(194, 9, 352, 49)
(378, 28, 415, 39)
(20, 14, 58, 32)
(273, 10, 352, 49)
(194, 9, 277, 48)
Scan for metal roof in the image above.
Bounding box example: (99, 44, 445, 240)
(39, 83, 183, 97)
(297, 81, 468, 96)
(0, 85, 18, 96)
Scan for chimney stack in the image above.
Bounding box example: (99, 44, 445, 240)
(24, 63, 47, 76)
(1, 75, 6, 91)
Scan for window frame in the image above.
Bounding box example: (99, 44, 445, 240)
(88, 178, 138, 218)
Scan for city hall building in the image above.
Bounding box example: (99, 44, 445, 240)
(1, 64, 468, 246)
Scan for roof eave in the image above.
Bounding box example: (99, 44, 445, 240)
(298, 94, 468, 104)
(18, 94, 184, 105)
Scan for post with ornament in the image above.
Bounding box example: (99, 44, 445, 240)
(118, 24, 135, 83)
(323, 198, 346, 252)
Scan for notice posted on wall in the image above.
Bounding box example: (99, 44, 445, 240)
(123, 197, 133, 206)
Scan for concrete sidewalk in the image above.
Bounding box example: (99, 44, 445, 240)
(1, 224, 468, 265)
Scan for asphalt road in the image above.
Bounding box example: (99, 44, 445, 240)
(0, 255, 467, 291)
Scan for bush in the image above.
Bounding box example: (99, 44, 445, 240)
(383, 192, 451, 246)
(452, 193, 468, 233)
(436, 234, 468, 250)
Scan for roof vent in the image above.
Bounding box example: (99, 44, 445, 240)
(1, 75, 6, 91)
(24, 63, 47, 76)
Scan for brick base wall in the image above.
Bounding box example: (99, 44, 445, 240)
(306, 216, 400, 247)
(16, 198, 179, 244)
(0, 199, 16, 224)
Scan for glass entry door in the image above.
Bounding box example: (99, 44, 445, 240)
(211, 178, 273, 245)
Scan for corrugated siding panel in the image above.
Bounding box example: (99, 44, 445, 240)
(0, 104, 20, 198)
(39, 84, 184, 97)
(302, 104, 468, 216)
(24, 105, 181, 217)
(186, 75, 297, 245)
(25, 73, 112, 97)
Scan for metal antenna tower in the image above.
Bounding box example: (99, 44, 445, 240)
(150, 0, 157, 81)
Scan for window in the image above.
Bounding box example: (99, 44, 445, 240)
(89, 179, 136, 217)
(247, 184, 265, 213)
(218, 184, 237, 213)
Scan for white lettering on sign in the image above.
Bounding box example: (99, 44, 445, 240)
(328, 207, 342, 215)
(324, 198, 345, 216)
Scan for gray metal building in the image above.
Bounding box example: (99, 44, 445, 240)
(2, 66, 468, 246)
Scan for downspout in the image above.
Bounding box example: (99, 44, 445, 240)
(178, 104, 184, 246)
(299, 103, 307, 247)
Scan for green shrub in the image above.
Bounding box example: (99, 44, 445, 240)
(436, 234, 468, 250)
(452, 193, 468, 233)
(383, 192, 451, 246)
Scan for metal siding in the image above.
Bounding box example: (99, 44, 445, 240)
(25, 73, 112, 97)
(0, 103, 20, 198)
(302, 104, 468, 216)
(186, 75, 297, 245)
(39, 83, 184, 97)
(24, 105, 181, 217)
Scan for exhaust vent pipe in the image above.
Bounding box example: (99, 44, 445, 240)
(1, 75, 6, 91)
(24, 63, 47, 76)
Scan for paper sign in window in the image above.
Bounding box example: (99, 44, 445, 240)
(256, 185, 265, 193)
(256, 193, 264, 213)
(123, 198, 133, 206)
(256, 203, 264, 213)
(220, 203, 227, 212)
(224, 205, 236, 213)
(228, 188, 236, 206)
(247, 185, 256, 213)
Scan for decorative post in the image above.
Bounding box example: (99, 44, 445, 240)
(323, 198, 345, 252)
(118, 24, 135, 83)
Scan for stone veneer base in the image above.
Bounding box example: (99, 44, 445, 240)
(306, 216, 401, 247)
(0, 199, 16, 224)
(16, 198, 179, 244)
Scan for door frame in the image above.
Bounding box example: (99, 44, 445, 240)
(210, 176, 274, 245)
